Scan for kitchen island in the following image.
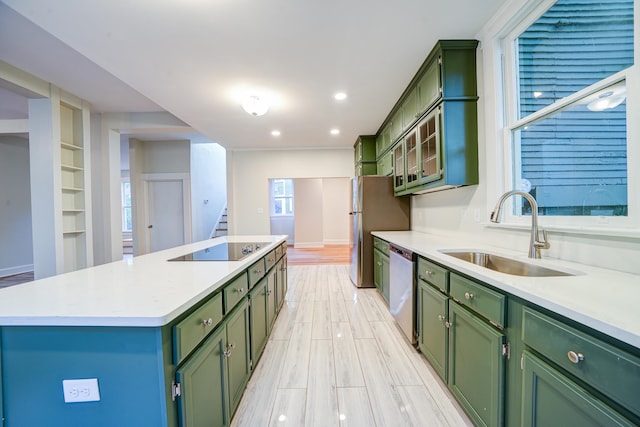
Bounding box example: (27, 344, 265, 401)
(0, 235, 287, 427)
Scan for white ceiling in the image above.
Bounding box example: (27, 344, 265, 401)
(0, 0, 504, 150)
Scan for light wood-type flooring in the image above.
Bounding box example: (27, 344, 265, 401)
(232, 264, 472, 427)
(286, 245, 351, 265)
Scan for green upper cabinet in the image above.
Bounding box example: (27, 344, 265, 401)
(376, 123, 392, 156)
(401, 87, 419, 130)
(392, 140, 406, 193)
(389, 109, 404, 144)
(417, 56, 441, 114)
(377, 149, 393, 177)
(373, 39, 479, 195)
(418, 108, 442, 185)
(354, 135, 377, 176)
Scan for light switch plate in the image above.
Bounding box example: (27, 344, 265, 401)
(62, 378, 101, 403)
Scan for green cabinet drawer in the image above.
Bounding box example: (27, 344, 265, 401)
(248, 258, 266, 289)
(522, 307, 640, 417)
(373, 237, 390, 255)
(224, 272, 248, 313)
(522, 351, 634, 427)
(417, 257, 448, 293)
(173, 292, 224, 364)
(265, 249, 277, 272)
(450, 273, 505, 328)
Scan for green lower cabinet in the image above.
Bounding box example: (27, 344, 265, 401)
(266, 268, 277, 331)
(373, 254, 390, 304)
(225, 300, 251, 416)
(276, 256, 288, 310)
(176, 326, 229, 427)
(249, 277, 269, 363)
(521, 351, 634, 427)
(175, 299, 250, 427)
(417, 281, 448, 381)
(448, 302, 505, 427)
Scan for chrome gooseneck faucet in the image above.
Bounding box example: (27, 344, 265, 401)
(490, 190, 550, 259)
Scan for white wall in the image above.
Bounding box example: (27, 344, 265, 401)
(227, 148, 353, 236)
(293, 178, 324, 248)
(410, 0, 640, 275)
(0, 135, 33, 276)
(190, 141, 227, 242)
(322, 177, 351, 245)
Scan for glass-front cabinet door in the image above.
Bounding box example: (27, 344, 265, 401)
(393, 141, 406, 192)
(418, 108, 441, 184)
(405, 130, 419, 188)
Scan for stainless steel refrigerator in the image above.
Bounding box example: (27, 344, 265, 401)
(349, 176, 410, 287)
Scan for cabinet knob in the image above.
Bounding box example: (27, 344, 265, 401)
(202, 318, 213, 327)
(425, 270, 434, 276)
(464, 292, 474, 300)
(236, 287, 244, 294)
(444, 321, 452, 328)
(437, 314, 445, 322)
(567, 350, 584, 364)
(377, 261, 382, 266)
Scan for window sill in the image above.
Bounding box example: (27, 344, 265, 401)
(484, 222, 640, 241)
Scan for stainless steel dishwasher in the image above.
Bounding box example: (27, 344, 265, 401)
(389, 244, 416, 345)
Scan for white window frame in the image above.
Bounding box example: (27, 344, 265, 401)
(270, 178, 294, 217)
(492, 0, 640, 237)
(121, 176, 132, 233)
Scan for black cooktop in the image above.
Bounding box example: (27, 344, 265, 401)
(168, 242, 269, 262)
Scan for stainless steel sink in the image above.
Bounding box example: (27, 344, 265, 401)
(440, 251, 574, 277)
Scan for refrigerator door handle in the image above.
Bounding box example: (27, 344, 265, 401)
(349, 211, 361, 215)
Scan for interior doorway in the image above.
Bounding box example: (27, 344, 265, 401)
(139, 173, 192, 254)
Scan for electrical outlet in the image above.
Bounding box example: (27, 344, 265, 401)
(62, 378, 101, 403)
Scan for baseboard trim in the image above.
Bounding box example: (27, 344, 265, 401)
(293, 242, 324, 249)
(323, 239, 350, 245)
(0, 264, 34, 278)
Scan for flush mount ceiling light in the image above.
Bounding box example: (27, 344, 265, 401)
(242, 95, 269, 116)
(330, 128, 340, 135)
(587, 91, 626, 112)
(334, 92, 347, 101)
(586, 82, 627, 112)
(271, 130, 281, 136)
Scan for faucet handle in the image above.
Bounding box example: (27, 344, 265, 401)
(535, 229, 551, 250)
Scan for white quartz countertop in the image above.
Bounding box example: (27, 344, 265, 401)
(373, 231, 640, 350)
(0, 235, 286, 328)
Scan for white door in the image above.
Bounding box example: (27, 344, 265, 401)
(148, 179, 185, 252)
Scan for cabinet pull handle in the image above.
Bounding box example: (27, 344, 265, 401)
(567, 351, 584, 364)
(464, 292, 474, 300)
(202, 318, 213, 327)
(437, 314, 445, 322)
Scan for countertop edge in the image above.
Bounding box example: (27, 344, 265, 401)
(373, 230, 640, 350)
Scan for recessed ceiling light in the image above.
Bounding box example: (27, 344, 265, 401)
(330, 129, 340, 135)
(271, 130, 281, 136)
(334, 92, 347, 101)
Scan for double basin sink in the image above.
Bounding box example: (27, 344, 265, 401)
(440, 251, 575, 277)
